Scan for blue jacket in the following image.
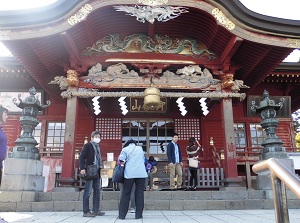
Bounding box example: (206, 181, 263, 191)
(144, 157, 157, 172)
(119, 143, 147, 179)
(167, 141, 182, 164)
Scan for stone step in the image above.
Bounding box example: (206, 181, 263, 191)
(0, 190, 299, 212)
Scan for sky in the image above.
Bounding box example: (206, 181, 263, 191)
(0, 0, 58, 10)
(0, 0, 299, 61)
(239, 0, 300, 20)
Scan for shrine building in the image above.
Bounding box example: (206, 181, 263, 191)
(0, 0, 300, 190)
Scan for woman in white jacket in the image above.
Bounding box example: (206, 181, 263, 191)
(118, 139, 147, 220)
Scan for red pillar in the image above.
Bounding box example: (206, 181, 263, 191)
(58, 90, 78, 187)
(220, 98, 241, 186)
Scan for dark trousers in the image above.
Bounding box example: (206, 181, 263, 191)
(189, 168, 198, 187)
(119, 182, 135, 209)
(119, 178, 145, 219)
(82, 176, 100, 214)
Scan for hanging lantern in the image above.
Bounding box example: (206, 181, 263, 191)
(143, 86, 161, 108)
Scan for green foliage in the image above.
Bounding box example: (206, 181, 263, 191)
(292, 110, 300, 132)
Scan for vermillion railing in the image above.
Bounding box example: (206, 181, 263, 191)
(236, 147, 298, 162)
(38, 147, 84, 157)
(236, 147, 261, 162)
(39, 147, 64, 157)
(252, 158, 300, 223)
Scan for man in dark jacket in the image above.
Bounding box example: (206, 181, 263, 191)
(167, 133, 183, 190)
(79, 130, 105, 217)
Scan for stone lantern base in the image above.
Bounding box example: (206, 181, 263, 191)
(256, 158, 294, 190)
(0, 158, 45, 191)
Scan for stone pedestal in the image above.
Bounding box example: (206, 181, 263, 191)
(0, 87, 50, 192)
(221, 177, 243, 189)
(256, 158, 294, 190)
(1, 158, 45, 191)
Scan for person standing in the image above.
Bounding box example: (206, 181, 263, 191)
(167, 133, 183, 190)
(186, 137, 202, 190)
(79, 131, 105, 217)
(117, 156, 136, 213)
(0, 106, 8, 186)
(118, 139, 147, 220)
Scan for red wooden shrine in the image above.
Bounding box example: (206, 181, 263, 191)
(0, 0, 299, 189)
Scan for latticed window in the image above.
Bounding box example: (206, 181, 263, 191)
(250, 123, 266, 147)
(46, 122, 65, 147)
(32, 123, 42, 147)
(96, 118, 122, 140)
(122, 119, 173, 154)
(234, 123, 246, 148)
(174, 118, 200, 141)
(148, 120, 173, 154)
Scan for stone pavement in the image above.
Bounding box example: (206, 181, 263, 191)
(1, 209, 300, 223)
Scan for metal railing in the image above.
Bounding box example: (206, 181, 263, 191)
(252, 158, 300, 223)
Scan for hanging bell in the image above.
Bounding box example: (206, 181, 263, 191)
(144, 87, 161, 108)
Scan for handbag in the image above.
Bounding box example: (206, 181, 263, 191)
(81, 164, 98, 181)
(112, 164, 125, 183)
(188, 158, 199, 168)
(81, 143, 100, 181)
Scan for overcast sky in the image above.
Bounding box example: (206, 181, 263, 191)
(0, 0, 299, 20)
(240, 0, 300, 20)
(0, 0, 299, 61)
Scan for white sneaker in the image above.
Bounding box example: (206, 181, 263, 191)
(130, 208, 136, 213)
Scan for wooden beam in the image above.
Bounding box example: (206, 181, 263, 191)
(148, 23, 155, 39)
(220, 36, 243, 63)
(220, 36, 243, 71)
(59, 32, 82, 71)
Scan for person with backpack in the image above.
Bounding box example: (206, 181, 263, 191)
(144, 156, 157, 190)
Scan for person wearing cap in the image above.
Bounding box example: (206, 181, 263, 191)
(118, 139, 147, 220)
(79, 130, 105, 217)
(0, 106, 8, 186)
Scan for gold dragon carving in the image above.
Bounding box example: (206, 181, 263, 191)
(66, 70, 79, 87)
(221, 73, 249, 92)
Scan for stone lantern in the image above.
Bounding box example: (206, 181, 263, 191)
(251, 89, 287, 160)
(251, 90, 294, 189)
(1, 87, 51, 191)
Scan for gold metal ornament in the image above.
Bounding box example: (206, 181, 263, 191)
(212, 8, 235, 30)
(143, 86, 161, 109)
(220, 150, 225, 160)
